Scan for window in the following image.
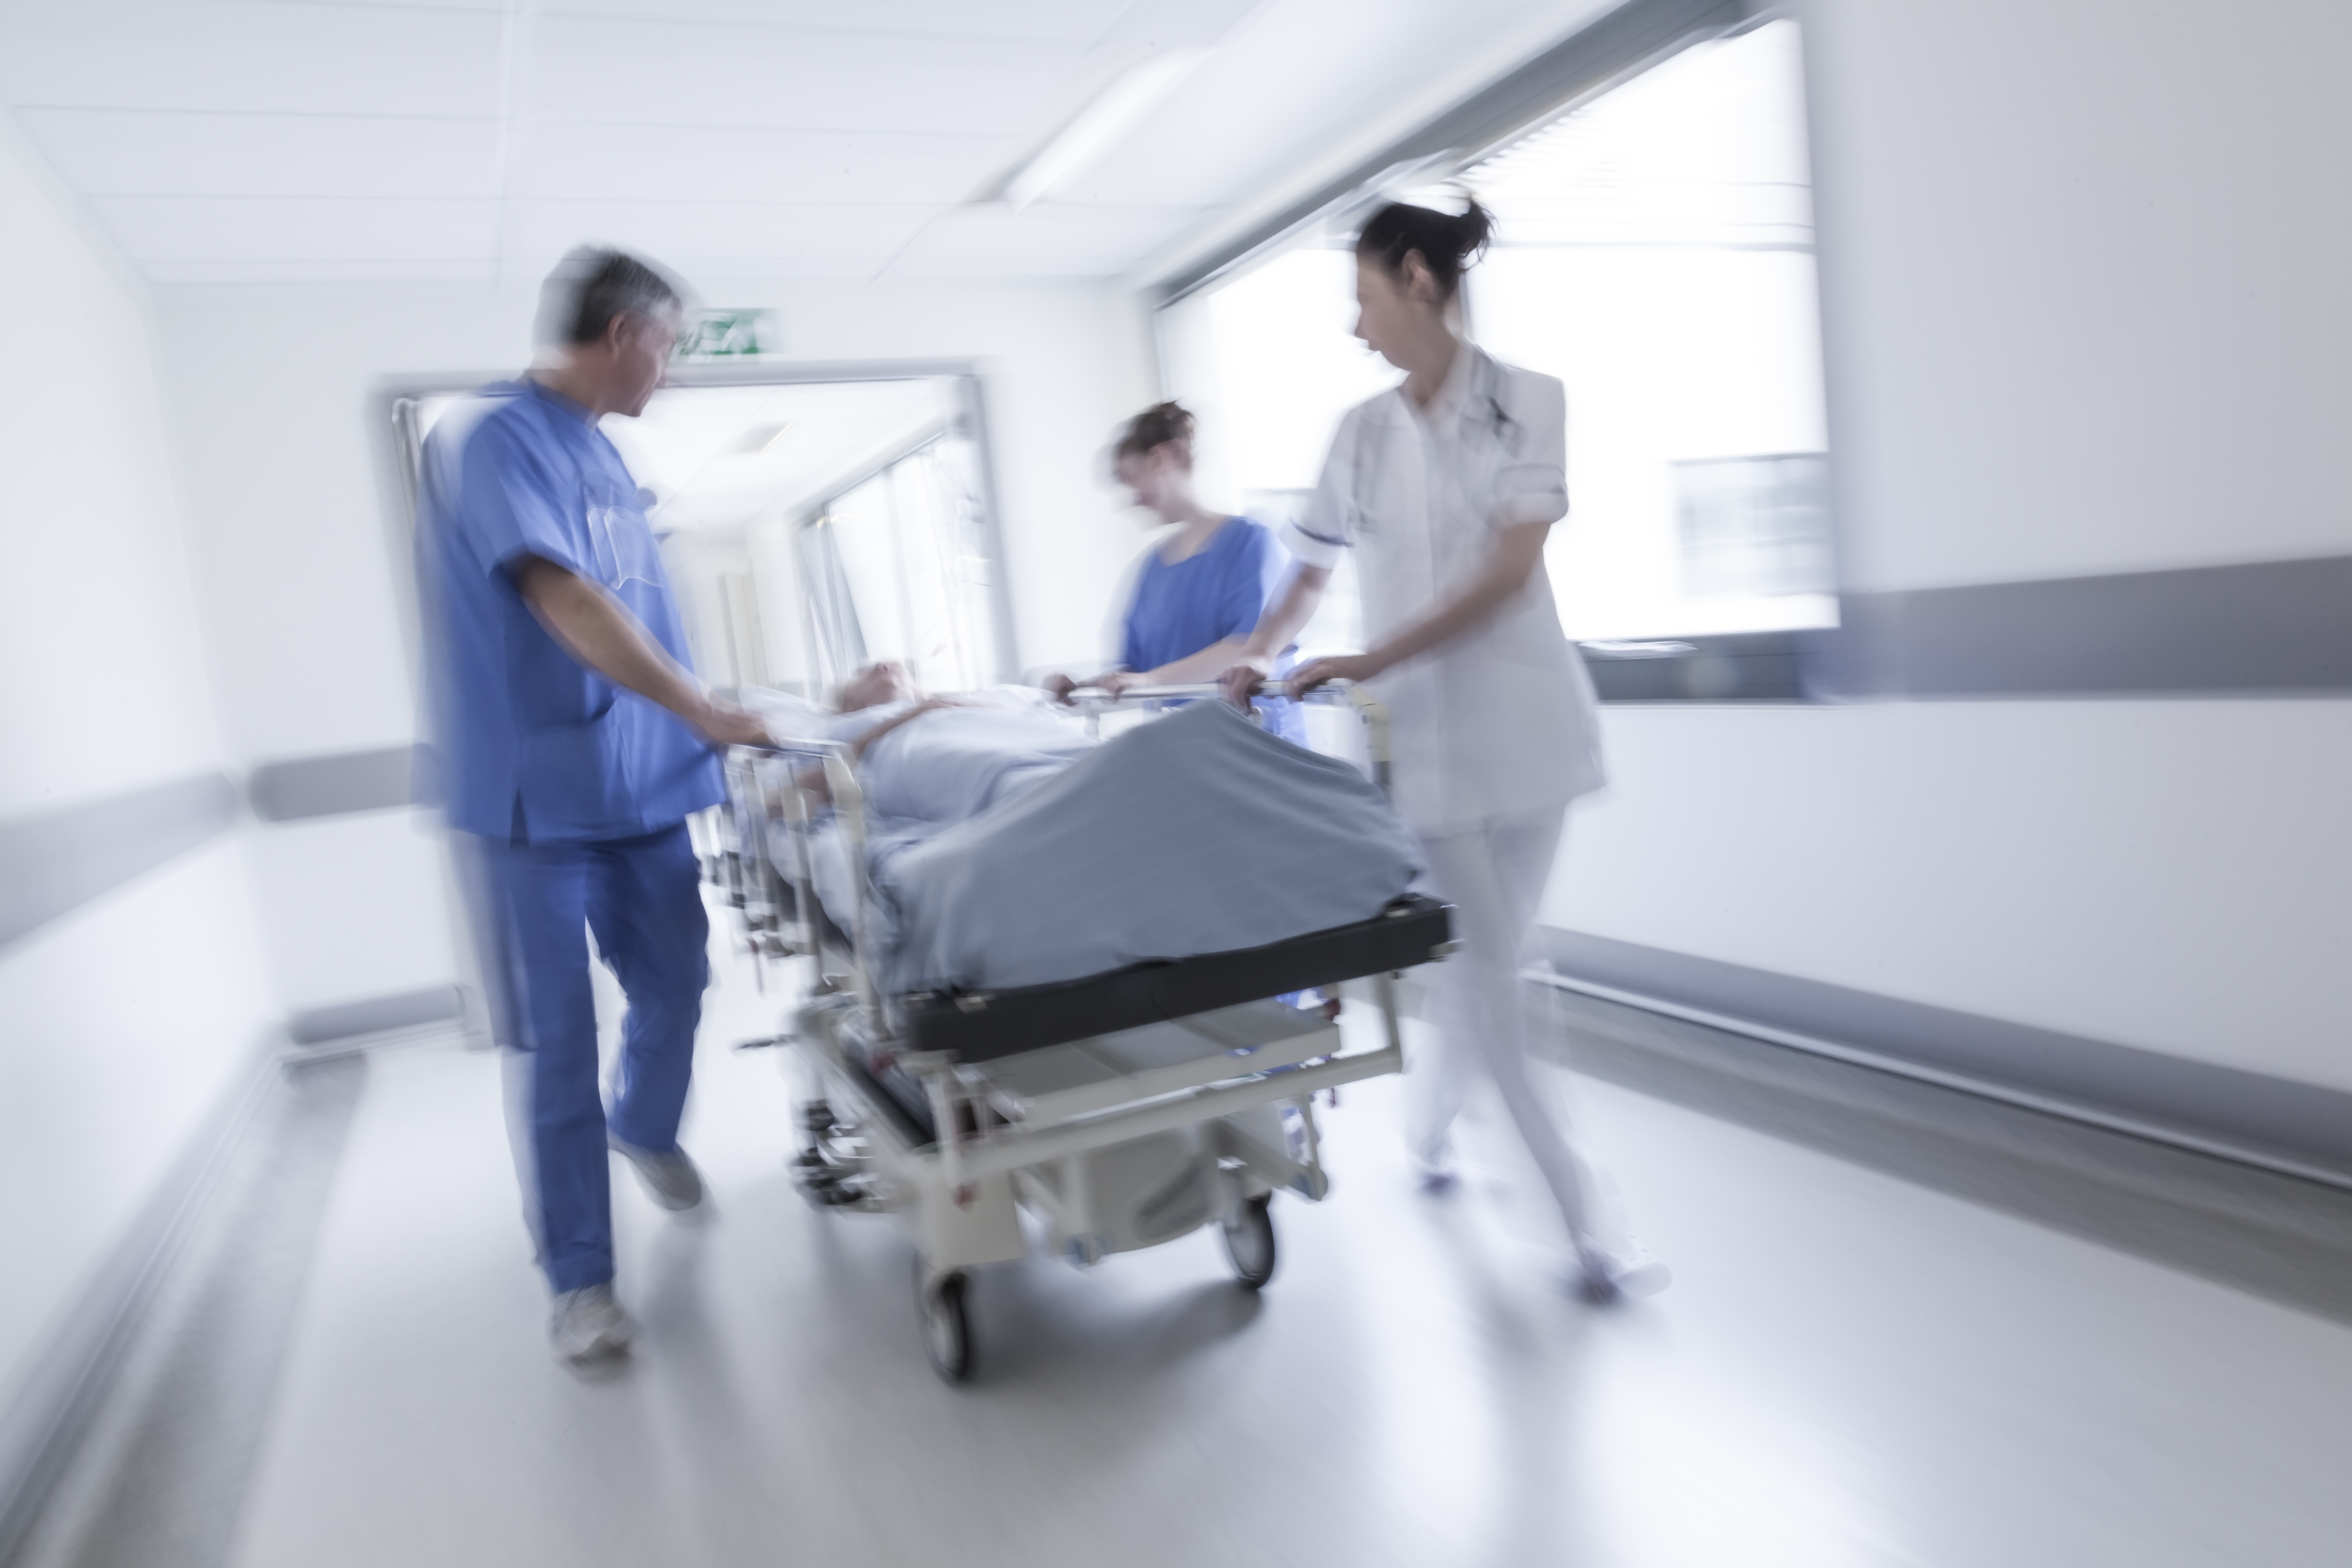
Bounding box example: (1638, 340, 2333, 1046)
(797, 433, 1000, 696)
(1157, 18, 1830, 658)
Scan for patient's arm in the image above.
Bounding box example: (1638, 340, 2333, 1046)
(846, 695, 962, 762)
(788, 696, 963, 806)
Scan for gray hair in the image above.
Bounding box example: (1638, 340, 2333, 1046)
(533, 246, 686, 348)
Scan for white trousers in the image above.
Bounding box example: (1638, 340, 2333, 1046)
(1409, 812, 1595, 1246)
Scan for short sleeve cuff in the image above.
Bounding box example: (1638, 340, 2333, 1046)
(1493, 488, 1568, 527)
(490, 537, 593, 583)
(1280, 518, 1346, 569)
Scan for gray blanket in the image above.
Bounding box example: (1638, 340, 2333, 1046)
(816, 699, 1422, 995)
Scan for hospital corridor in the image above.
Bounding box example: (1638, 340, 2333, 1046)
(3, 1, 2349, 1565)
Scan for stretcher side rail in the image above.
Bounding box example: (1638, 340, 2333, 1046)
(895, 892, 1449, 1062)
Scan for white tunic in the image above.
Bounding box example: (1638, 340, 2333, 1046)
(1283, 344, 1605, 836)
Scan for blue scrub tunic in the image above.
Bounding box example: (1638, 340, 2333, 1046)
(418, 380, 724, 842)
(1122, 516, 1304, 744)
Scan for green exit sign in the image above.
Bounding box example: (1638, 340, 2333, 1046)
(675, 309, 779, 359)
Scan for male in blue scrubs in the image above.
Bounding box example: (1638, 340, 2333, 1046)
(418, 248, 769, 1367)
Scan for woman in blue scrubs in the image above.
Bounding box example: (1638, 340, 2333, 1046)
(1048, 404, 1305, 744)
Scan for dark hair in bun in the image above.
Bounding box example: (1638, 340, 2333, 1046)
(1355, 199, 1493, 301)
(1114, 401, 1195, 461)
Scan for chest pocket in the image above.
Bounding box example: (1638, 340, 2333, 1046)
(583, 480, 665, 594)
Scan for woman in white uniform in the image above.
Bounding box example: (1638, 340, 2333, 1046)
(1223, 198, 1666, 1301)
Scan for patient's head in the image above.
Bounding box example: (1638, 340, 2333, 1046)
(836, 661, 914, 712)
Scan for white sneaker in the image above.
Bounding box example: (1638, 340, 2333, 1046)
(550, 1282, 634, 1366)
(609, 1133, 705, 1212)
(1576, 1244, 1673, 1304)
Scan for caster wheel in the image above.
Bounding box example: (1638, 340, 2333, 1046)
(1220, 1194, 1277, 1290)
(916, 1264, 974, 1383)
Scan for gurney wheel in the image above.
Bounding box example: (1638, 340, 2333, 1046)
(1220, 1195, 1277, 1290)
(917, 1266, 974, 1384)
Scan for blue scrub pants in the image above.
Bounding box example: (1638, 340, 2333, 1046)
(477, 823, 709, 1294)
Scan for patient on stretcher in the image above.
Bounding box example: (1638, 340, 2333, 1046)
(792, 660, 1095, 825)
(745, 662, 1422, 998)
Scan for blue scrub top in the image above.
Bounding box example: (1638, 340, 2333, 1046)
(418, 379, 724, 843)
(1122, 516, 1303, 744)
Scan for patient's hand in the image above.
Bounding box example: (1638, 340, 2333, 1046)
(1041, 673, 1079, 704)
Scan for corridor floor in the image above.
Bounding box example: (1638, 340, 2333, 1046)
(35, 933, 2352, 1568)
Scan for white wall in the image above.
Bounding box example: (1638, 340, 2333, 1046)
(1549, 0, 2352, 1090)
(151, 274, 1156, 1011)
(0, 118, 278, 1397)
(1801, 0, 2352, 593)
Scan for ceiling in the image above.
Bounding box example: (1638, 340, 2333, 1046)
(0, 0, 1616, 287)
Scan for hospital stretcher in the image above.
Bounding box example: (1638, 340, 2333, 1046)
(707, 683, 1452, 1382)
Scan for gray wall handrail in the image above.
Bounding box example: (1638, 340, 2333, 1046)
(0, 774, 241, 954)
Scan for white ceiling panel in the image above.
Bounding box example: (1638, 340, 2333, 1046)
(0, 1, 504, 119)
(524, 0, 1129, 42)
(144, 258, 499, 284)
(883, 250, 1151, 280)
(0, 0, 1642, 285)
(255, 0, 503, 9)
(508, 124, 1000, 206)
(17, 109, 500, 199)
(889, 202, 1208, 268)
(504, 199, 936, 268)
(90, 196, 497, 263)
(525, 16, 1085, 135)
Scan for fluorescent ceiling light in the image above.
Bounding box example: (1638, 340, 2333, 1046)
(999, 48, 1205, 210)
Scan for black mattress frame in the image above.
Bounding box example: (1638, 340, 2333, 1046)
(889, 895, 1452, 1065)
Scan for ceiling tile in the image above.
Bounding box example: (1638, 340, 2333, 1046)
(508, 123, 999, 206)
(524, 15, 1085, 134)
(89, 195, 498, 263)
(145, 258, 500, 284)
(504, 198, 937, 269)
(520, 0, 1128, 42)
(0, 0, 504, 118)
(16, 109, 501, 199)
(888, 201, 1207, 267)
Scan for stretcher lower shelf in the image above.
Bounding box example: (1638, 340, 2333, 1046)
(894, 894, 1450, 1064)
